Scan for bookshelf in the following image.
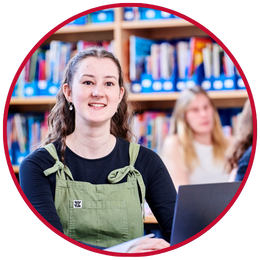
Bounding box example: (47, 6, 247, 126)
(9, 7, 248, 174)
(7, 7, 250, 231)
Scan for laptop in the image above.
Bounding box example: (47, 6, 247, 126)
(105, 181, 241, 252)
(170, 181, 241, 246)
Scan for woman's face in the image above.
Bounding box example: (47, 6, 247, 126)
(65, 57, 124, 127)
(185, 93, 214, 135)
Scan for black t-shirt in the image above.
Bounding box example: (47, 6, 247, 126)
(20, 137, 176, 242)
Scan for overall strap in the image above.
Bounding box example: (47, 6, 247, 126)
(43, 143, 74, 181)
(107, 143, 146, 219)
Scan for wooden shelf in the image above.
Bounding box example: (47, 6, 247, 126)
(129, 90, 248, 102)
(9, 96, 56, 112)
(10, 96, 56, 105)
(129, 92, 179, 102)
(9, 90, 248, 112)
(13, 165, 19, 174)
(55, 23, 115, 34)
(121, 18, 192, 29)
(10, 90, 247, 105)
(129, 90, 248, 110)
(55, 17, 191, 34)
(144, 214, 157, 224)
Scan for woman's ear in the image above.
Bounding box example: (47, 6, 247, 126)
(119, 87, 125, 102)
(63, 83, 72, 102)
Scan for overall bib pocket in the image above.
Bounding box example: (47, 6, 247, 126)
(68, 200, 129, 247)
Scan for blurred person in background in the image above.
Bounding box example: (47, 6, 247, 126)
(225, 99, 253, 182)
(161, 86, 232, 191)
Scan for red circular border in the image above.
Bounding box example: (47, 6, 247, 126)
(3, 2, 257, 257)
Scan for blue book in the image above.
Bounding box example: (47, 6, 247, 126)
(91, 9, 114, 23)
(235, 68, 246, 89)
(129, 35, 156, 81)
(67, 16, 87, 25)
(139, 8, 161, 20)
(124, 7, 136, 21)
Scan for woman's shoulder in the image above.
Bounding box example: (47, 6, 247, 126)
(162, 134, 181, 153)
(239, 145, 252, 164)
(138, 143, 158, 157)
(20, 142, 59, 170)
(117, 137, 156, 157)
(116, 137, 161, 163)
(164, 134, 179, 145)
(225, 135, 235, 147)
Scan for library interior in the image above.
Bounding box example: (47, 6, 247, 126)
(6, 6, 254, 254)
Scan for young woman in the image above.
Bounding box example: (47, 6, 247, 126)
(161, 86, 230, 191)
(19, 47, 176, 252)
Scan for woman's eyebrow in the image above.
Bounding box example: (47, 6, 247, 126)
(80, 74, 94, 79)
(80, 74, 117, 80)
(104, 75, 118, 80)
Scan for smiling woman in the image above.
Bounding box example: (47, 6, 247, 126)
(63, 56, 125, 159)
(42, 47, 130, 162)
(19, 47, 177, 253)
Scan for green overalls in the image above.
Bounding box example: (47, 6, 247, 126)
(43, 142, 146, 248)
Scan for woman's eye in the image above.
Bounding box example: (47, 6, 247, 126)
(191, 108, 199, 113)
(106, 82, 114, 87)
(83, 81, 93, 85)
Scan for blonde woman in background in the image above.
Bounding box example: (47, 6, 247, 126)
(161, 86, 231, 191)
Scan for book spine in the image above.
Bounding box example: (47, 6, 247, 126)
(7, 112, 48, 165)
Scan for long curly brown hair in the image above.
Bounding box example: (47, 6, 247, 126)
(41, 47, 134, 164)
(225, 99, 253, 172)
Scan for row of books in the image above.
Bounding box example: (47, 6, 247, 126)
(7, 112, 49, 165)
(129, 36, 245, 93)
(13, 35, 245, 98)
(8, 107, 242, 166)
(132, 111, 172, 155)
(12, 40, 114, 98)
(124, 7, 178, 21)
(67, 9, 114, 25)
(68, 7, 178, 25)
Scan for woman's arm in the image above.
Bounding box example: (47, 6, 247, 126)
(161, 135, 189, 191)
(236, 146, 252, 181)
(139, 146, 177, 242)
(19, 150, 64, 233)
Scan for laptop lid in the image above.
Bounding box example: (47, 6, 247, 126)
(170, 181, 241, 246)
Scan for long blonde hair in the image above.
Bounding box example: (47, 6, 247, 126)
(170, 86, 228, 172)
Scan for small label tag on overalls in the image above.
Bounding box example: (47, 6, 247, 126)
(73, 200, 82, 208)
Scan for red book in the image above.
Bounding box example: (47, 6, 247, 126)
(188, 37, 212, 77)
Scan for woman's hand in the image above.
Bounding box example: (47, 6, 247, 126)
(127, 237, 170, 253)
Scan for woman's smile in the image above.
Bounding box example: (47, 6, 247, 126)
(88, 102, 107, 108)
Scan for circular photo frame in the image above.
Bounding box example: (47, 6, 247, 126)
(3, 3, 257, 257)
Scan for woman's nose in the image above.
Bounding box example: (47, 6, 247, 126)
(200, 108, 207, 117)
(92, 84, 104, 97)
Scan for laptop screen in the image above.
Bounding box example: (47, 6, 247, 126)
(170, 182, 241, 246)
